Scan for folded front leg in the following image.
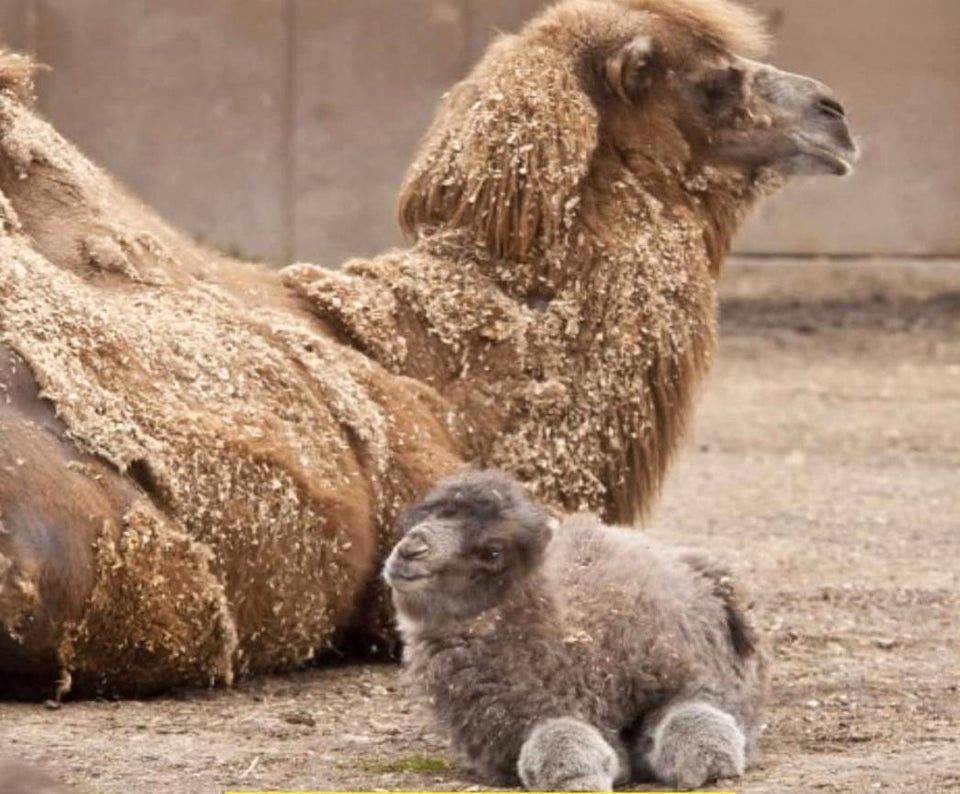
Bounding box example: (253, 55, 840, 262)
(518, 717, 623, 792)
(640, 701, 746, 791)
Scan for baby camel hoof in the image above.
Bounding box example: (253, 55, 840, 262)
(518, 717, 620, 792)
(648, 702, 746, 791)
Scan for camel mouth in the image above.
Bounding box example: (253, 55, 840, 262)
(391, 572, 431, 582)
(386, 573, 433, 595)
(795, 134, 859, 176)
(383, 562, 434, 590)
(808, 143, 855, 175)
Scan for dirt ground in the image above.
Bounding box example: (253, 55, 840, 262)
(1, 258, 958, 794)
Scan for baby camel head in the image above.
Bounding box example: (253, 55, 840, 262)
(384, 470, 553, 623)
(399, 0, 858, 261)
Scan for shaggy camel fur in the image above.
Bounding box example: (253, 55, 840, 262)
(385, 470, 766, 791)
(0, 0, 855, 695)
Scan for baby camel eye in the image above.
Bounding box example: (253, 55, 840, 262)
(480, 547, 502, 564)
(436, 503, 462, 520)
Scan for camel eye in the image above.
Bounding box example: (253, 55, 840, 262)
(480, 547, 502, 564)
(436, 503, 463, 520)
(697, 67, 746, 115)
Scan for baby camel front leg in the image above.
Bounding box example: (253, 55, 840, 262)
(640, 701, 746, 791)
(518, 717, 623, 792)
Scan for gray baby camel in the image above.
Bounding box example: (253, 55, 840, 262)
(384, 470, 767, 791)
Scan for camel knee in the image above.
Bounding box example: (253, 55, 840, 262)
(0, 455, 116, 694)
(518, 717, 622, 792)
(0, 536, 62, 694)
(1, 348, 129, 694)
(0, 507, 95, 640)
(644, 701, 746, 791)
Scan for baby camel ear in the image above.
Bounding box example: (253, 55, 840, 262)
(527, 511, 558, 562)
(605, 36, 658, 104)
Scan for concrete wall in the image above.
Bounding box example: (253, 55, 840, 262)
(739, 0, 960, 256)
(1, 0, 957, 265)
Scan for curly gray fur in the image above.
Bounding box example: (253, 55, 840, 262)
(384, 470, 768, 790)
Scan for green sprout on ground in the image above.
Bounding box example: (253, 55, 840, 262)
(350, 754, 455, 775)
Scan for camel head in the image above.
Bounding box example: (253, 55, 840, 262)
(399, 0, 858, 262)
(592, 0, 859, 179)
(384, 470, 553, 624)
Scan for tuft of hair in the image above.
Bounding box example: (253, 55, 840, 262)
(397, 34, 599, 261)
(0, 51, 38, 103)
(399, 468, 549, 531)
(616, 0, 771, 57)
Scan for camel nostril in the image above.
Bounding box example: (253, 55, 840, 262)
(816, 96, 846, 120)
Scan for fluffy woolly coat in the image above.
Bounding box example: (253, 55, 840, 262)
(391, 473, 767, 786)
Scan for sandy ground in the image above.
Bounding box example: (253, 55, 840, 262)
(1, 258, 958, 794)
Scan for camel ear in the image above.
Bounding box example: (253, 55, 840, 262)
(605, 36, 658, 104)
(398, 39, 599, 261)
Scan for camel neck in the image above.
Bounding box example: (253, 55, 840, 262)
(399, 574, 560, 651)
(397, 175, 726, 521)
(284, 167, 771, 521)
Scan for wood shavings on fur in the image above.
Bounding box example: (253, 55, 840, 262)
(0, 50, 466, 692)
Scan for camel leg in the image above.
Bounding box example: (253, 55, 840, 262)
(638, 700, 746, 790)
(0, 345, 131, 696)
(518, 717, 624, 792)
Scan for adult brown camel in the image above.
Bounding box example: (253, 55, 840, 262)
(0, 0, 857, 697)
